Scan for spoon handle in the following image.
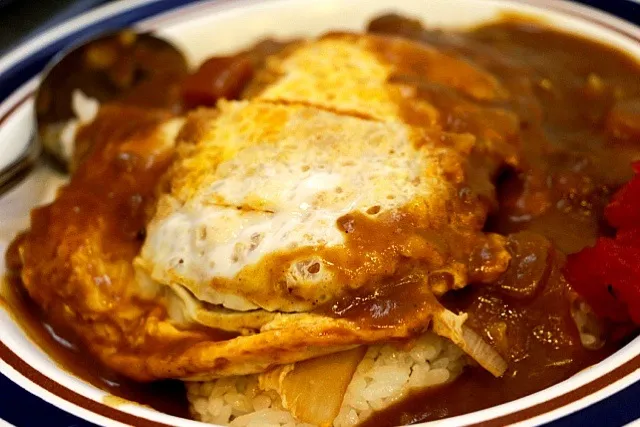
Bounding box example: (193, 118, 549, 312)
(0, 135, 41, 196)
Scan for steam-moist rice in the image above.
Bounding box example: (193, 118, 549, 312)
(60, 90, 100, 161)
(187, 332, 469, 427)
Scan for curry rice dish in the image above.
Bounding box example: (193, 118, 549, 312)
(4, 13, 640, 427)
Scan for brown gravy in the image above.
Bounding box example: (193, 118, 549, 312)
(0, 275, 189, 417)
(359, 16, 640, 426)
(3, 15, 640, 426)
(361, 238, 616, 426)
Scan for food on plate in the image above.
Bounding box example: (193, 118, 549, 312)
(4, 12, 640, 427)
(36, 31, 189, 169)
(565, 161, 640, 325)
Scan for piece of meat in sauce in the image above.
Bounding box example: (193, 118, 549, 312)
(358, 14, 638, 426)
(5, 13, 640, 427)
(181, 40, 293, 109)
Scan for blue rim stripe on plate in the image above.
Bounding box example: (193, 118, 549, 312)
(0, 1, 639, 427)
(2, 0, 637, 105)
(0, 0, 204, 102)
(575, 0, 640, 24)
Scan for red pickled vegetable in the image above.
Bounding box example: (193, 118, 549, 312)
(604, 162, 640, 229)
(565, 239, 627, 322)
(565, 161, 640, 325)
(616, 227, 640, 248)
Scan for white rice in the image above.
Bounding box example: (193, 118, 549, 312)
(187, 332, 468, 427)
(571, 297, 606, 350)
(59, 89, 100, 161)
(187, 376, 313, 427)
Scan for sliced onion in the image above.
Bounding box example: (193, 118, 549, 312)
(460, 325, 508, 377)
(260, 347, 366, 426)
(432, 309, 507, 377)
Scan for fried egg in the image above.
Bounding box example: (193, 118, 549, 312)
(138, 100, 480, 312)
(14, 34, 517, 382)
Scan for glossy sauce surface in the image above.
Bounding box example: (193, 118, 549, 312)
(0, 275, 189, 417)
(3, 16, 640, 425)
(362, 16, 640, 425)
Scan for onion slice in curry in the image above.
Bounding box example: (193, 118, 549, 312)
(432, 310, 508, 377)
(260, 347, 368, 426)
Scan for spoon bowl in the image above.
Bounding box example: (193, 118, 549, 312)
(34, 29, 188, 171)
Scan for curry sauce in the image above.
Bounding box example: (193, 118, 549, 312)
(3, 16, 640, 426)
(0, 274, 189, 417)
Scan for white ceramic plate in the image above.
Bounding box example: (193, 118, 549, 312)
(1, 1, 639, 426)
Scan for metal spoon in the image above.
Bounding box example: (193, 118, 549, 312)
(0, 29, 187, 193)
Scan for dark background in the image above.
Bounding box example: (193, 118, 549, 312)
(0, 0, 107, 54)
(0, 0, 639, 426)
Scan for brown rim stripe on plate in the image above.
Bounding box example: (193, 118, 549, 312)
(467, 352, 640, 427)
(0, 94, 176, 426)
(0, 92, 32, 126)
(0, 341, 174, 427)
(1, 312, 639, 427)
(1, 1, 640, 426)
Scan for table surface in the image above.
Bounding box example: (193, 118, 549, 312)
(0, 0, 639, 426)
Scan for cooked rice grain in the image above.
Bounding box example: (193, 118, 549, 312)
(188, 332, 469, 427)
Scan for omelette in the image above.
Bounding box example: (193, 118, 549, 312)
(10, 32, 519, 385)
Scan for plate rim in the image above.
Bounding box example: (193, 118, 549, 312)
(1, 1, 639, 427)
